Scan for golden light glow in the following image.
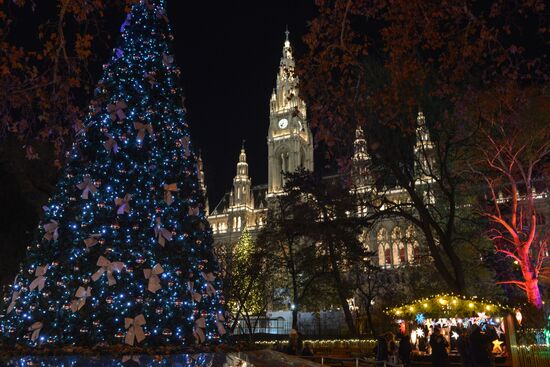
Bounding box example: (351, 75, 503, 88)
(469, 303, 474, 308)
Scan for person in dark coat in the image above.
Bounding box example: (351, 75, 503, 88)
(456, 328, 472, 367)
(398, 334, 413, 367)
(376, 334, 389, 365)
(470, 324, 493, 367)
(429, 326, 449, 367)
(301, 342, 314, 356)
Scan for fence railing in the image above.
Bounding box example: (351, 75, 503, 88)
(513, 345, 550, 367)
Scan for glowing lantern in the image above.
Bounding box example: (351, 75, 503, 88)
(515, 309, 522, 325)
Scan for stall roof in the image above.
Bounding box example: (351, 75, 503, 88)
(386, 293, 510, 319)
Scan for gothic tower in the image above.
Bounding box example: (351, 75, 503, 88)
(351, 126, 372, 188)
(414, 111, 435, 181)
(267, 29, 313, 195)
(231, 143, 253, 209)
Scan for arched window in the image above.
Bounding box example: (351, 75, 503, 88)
(413, 242, 421, 262)
(378, 244, 385, 266)
(399, 244, 406, 263)
(391, 227, 402, 266)
(384, 246, 392, 265)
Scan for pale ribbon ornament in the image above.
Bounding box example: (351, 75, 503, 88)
(202, 272, 217, 297)
(125, 314, 146, 346)
(188, 281, 202, 302)
(115, 194, 132, 215)
(70, 286, 91, 312)
(188, 206, 199, 216)
(29, 265, 48, 291)
(163, 183, 178, 205)
(107, 100, 127, 121)
(28, 321, 43, 342)
(43, 220, 59, 241)
(154, 218, 172, 247)
(163, 53, 174, 67)
(193, 317, 206, 344)
(143, 264, 164, 293)
(104, 134, 118, 154)
(84, 234, 100, 249)
(133, 121, 153, 142)
(91, 256, 124, 286)
(181, 136, 191, 157)
(156, 7, 168, 22)
(76, 176, 98, 200)
(7, 275, 20, 314)
(217, 312, 227, 335)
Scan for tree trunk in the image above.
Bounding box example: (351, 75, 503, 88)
(522, 268, 542, 309)
(365, 303, 376, 337)
(291, 272, 299, 331)
(328, 242, 357, 337)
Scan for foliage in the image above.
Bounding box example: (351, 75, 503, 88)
(256, 182, 323, 330)
(215, 229, 275, 339)
(1, 1, 225, 347)
(0, 0, 137, 158)
(299, 0, 548, 294)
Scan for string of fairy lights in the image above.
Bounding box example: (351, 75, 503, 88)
(1, 0, 226, 347)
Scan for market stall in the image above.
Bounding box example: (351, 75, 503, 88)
(386, 293, 511, 363)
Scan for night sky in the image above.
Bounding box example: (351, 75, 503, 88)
(166, 1, 318, 208)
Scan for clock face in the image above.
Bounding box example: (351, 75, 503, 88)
(278, 118, 288, 129)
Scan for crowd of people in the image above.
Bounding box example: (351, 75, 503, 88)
(375, 324, 501, 367)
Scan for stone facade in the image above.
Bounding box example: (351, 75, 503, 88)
(205, 31, 550, 273)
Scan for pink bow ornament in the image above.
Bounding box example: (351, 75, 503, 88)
(104, 134, 118, 154)
(91, 256, 124, 286)
(107, 101, 127, 121)
(194, 317, 206, 343)
(143, 264, 164, 293)
(28, 321, 43, 342)
(154, 218, 172, 247)
(70, 286, 91, 312)
(29, 265, 48, 291)
(43, 220, 59, 241)
(133, 121, 153, 142)
(125, 314, 146, 346)
(84, 234, 101, 250)
(76, 176, 98, 200)
(115, 194, 132, 214)
(163, 183, 179, 205)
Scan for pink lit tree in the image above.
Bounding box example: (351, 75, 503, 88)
(475, 95, 549, 309)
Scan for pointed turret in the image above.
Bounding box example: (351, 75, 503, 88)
(232, 142, 253, 208)
(414, 111, 435, 180)
(352, 126, 372, 188)
(267, 30, 313, 195)
(197, 151, 209, 213)
(269, 29, 306, 116)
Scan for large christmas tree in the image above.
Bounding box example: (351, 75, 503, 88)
(1, 0, 226, 347)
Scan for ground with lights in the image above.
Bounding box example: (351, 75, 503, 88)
(1, 0, 226, 348)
